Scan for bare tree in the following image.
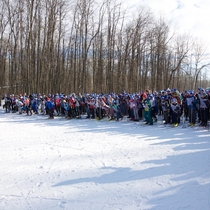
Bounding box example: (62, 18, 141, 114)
(190, 39, 210, 90)
(0, 0, 10, 94)
(1, 0, 210, 95)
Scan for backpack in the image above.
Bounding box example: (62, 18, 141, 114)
(55, 98, 60, 106)
(24, 99, 30, 106)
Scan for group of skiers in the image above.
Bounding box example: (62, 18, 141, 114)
(1, 87, 210, 127)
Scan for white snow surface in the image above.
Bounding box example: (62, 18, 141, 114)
(0, 107, 210, 210)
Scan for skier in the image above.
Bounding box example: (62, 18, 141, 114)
(143, 93, 153, 125)
(45, 98, 54, 119)
(199, 93, 209, 127)
(185, 90, 197, 126)
(170, 98, 181, 127)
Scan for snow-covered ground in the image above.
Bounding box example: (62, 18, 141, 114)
(0, 107, 210, 210)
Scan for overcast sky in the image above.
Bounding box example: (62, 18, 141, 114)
(121, 0, 210, 48)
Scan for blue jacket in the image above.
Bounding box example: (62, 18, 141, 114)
(63, 103, 70, 111)
(185, 96, 197, 109)
(45, 101, 54, 110)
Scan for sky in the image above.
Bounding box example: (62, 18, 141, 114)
(1, 106, 210, 210)
(121, 0, 210, 49)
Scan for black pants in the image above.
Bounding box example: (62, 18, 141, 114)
(49, 108, 54, 118)
(200, 108, 208, 125)
(188, 108, 196, 124)
(90, 108, 95, 118)
(171, 111, 180, 124)
(26, 106, 32, 115)
(163, 110, 170, 123)
(96, 107, 103, 119)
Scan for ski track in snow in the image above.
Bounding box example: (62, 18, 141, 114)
(0, 107, 210, 210)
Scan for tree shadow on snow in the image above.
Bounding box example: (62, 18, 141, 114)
(52, 147, 210, 187)
(52, 149, 210, 209)
(148, 181, 210, 210)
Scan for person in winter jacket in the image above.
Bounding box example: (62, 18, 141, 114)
(112, 100, 123, 121)
(2, 94, 11, 113)
(40, 96, 46, 114)
(185, 90, 197, 126)
(62, 100, 70, 118)
(199, 93, 209, 126)
(128, 96, 135, 121)
(97, 96, 109, 119)
(150, 94, 158, 122)
(54, 94, 61, 116)
(88, 98, 96, 119)
(143, 93, 153, 125)
(31, 97, 38, 114)
(10, 94, 16, 113)
(156, 91, 163, 116)
(161, 96, 170, 124)
(170, 98, 181, 127)
(24, 97, 32, 116)
(16, 98, 23, 114)
(108, 99, 122, 121)
(118, 93, 128, 116)
(45, 98, 54, 119)
(132, 95, 140, 121)
(69, 96, 77, 118)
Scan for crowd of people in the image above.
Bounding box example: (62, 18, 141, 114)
(1, 87, 210, 127)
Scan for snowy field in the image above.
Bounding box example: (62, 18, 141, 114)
(0, 107, 210, 210)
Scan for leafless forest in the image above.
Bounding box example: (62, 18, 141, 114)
(0, 0, 210, 95)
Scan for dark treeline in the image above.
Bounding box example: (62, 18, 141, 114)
(0, 0, 210, 95)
